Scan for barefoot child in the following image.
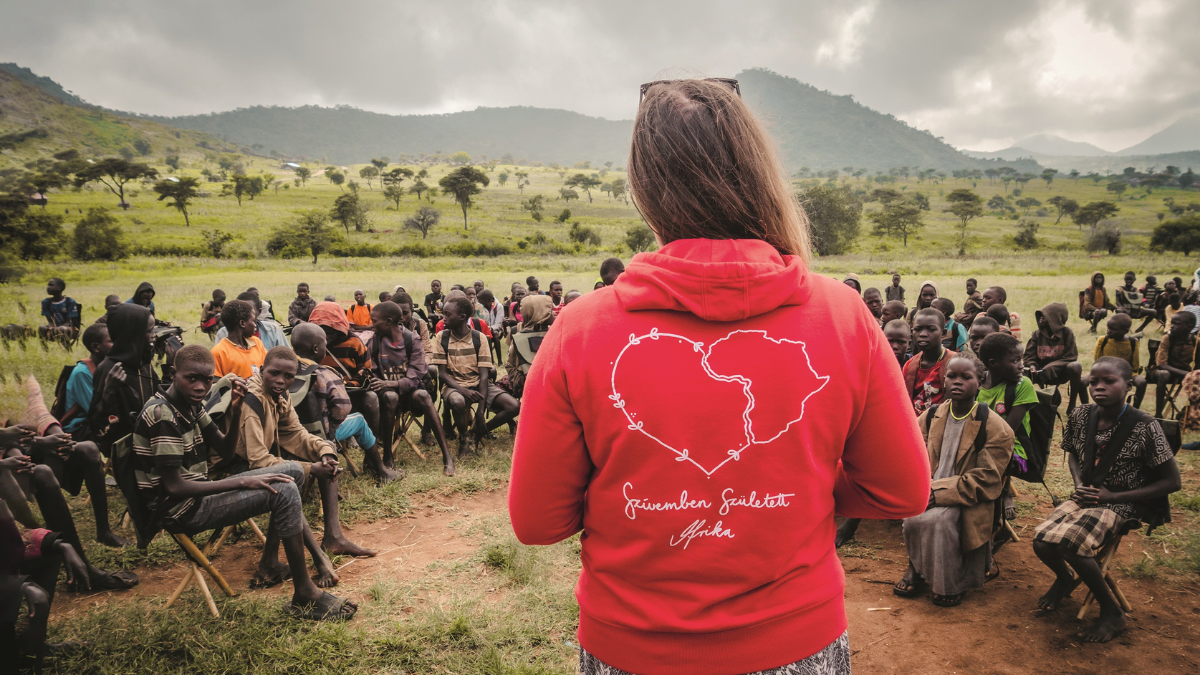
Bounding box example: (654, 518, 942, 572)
(1151, 310, 1197, 418)
(895, 355, 1013, 607)
(1033, 357, 1180, 643)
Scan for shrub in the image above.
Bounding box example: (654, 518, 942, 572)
(624, 223, 656, 253)
(130, 242, 206, 257)
(555, 209, 571, 224)
(1086, 225, 1122, 254)
(568, 222, 601, 246)
(444, 241, 513, 257)
(393, 242, 440, 258)
(1014, 220, 1039, 250)
(72, 208, 129, 261)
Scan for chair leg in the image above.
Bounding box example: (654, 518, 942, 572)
(246, 517, 267, 545)
(174, 533, 237, 598)
(1002, 518, 1021, 543)
(1076, 537, 1123, 620)
(166, 565, 195, 608)
(337, 441, 360, 477)
(192, 563, 220, 617)
(204, 525, 236, 557)
(393, 413, 426, 460)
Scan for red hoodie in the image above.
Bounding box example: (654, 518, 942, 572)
(509, 239, 930, 675)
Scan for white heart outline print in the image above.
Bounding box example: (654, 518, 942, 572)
(609, 328, 830, 477)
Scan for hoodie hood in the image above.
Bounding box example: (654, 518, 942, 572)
(133, 281, 155, 302)
(1035, 302, 1068, 333)
(612, 239, 811, 322)
(917, 281, 939, 308)
(1091, 271, 1105, 288)
(105, 304, 153, 372)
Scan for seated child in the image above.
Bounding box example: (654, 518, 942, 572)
(600, 257, 625, 286)
(977, 332, 1039, 524)
(954, 278, 984, 326)
(200, 289, 226, 339)
(965, 316, 1000, 358)
(424, 280, 445, 322)
(126, 282, 157, 316)
(236, 346, 374, 560)
(504, 295, 555, 398)
(842, 273, 861, 295)
(1023, 302, 1084, 411)
(904, 308, 957, 416)
(1080, 271, 1114, 333)
(880, 300, 907, 326)
(932, 297, 967, 351)
(895, 354, 1013, 607)
(884, 319, 912, 369)
(1164, 292, 1182, 326)
(84, 304, 160, 456)
(1145, 279, 1179, 332)
(906, 282, 939, 324)
(134, 345, 356, 618)
(290, 324, 393, 483)
(211, 299, 267, 379)
(60, 323, 110, 436)
(39, 278, 81, 343)
(432, 297, 520, 456)
(1086, 313, 1146, 408)
(548, 281, 566, 316)
(393, 293, 442, 443)
(1151, 310, 1197, 418)
(1114, 271, 1153, 323)
(981, 286, 1021, 340)
(16, 376, 128, 548)
(1140, 275, 1162, 308)
(368, 302, 453, 477)
(863, 287, 883, 323)
(346, 290, 373, 334)
(92, 294, 122, 325)
(287, 283, 315, 327)
(564, 290, 582, 305)
(435, 291, 495, 338)
(1033, 357, 1180, 643)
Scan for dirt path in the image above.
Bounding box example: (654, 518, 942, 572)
(49, 488, 1200, 673)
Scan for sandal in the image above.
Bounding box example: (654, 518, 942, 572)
(932, 593, 964, 607)
(250, 568, 293, 589)
(284, 591, 357, 621)
(69, 569, 138, 592)
(893, 572, 925, 598)
(985, 561, 1000, 583)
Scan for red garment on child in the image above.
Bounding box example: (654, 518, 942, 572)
(509, 239, 930, 675)
(902, 348, 956, 415)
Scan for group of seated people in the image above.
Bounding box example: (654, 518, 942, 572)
(839, 271, 1185, 644)
(3, 258, 629, 663)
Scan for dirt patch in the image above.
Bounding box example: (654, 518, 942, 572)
(51, 489, 508, 617)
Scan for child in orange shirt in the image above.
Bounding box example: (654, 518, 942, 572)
(210, 299, 266, 378)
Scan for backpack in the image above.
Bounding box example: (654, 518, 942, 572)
(507, 329, 548, 397)
(922, 403, 991, 458)
(368, 327, 414, 379)
(51, 360, 90, 421)
(1002, 380, 1056, 483)
(440, 329, 485, 382)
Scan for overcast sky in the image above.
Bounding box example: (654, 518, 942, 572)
(2, 0, 1196, 152)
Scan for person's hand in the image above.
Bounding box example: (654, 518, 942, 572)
(367, 379, 392, 392)
(926, 490, 937, 510)
(106, 363, 127, 387)
(0, 454, 34, 474)
(0, 426, 34, 449)
(464, 389, 483, 404)
(33, 433, 75, 458)
(239, 473, 295, 493)
(473, 409, 487, 437)
(310, 454, 341, 479)
(1073, 485, 1101, 508)
(229, 376, 247, 410)
(59, 542, 90, 592)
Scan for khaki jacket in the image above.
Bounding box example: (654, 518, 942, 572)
(236, 375, 335, 473)
(916, 401, 1014, 552)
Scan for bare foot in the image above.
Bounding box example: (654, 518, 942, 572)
(323, 536, 376, 558)
(443, 458, 455, 477)
(250, 560, 291, 589)
(1080, 609, 1127, 643)
(834, 519, 859, 548)
(96, 531, 131, 548)
(312, 561, 340, 588)
(1037, 575, 1078, 611)
(420, 430, 435, 446)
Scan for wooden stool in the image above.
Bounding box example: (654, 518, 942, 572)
(1076, 528, 1135, 620)
(166, 518, 266, 618)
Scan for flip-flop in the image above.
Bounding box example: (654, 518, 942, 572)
(283, 591, 357, 621)
(985, 561, 1000, 583)
(932, 593, 964, 607)
(893, 576, 924, 598)
(69, 569, 138, 592)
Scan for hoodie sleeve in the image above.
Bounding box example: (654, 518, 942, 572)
(834, 319, 932, 519)
(508, 319, 593, 545)
(1022, 333, 1039, 368)
(1061, 327, 1078, 362)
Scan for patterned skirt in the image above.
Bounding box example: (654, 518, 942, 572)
(1180, 369, 1200, 432)
(578, 631, 850, 675)
(1033, 500, 1125, 558)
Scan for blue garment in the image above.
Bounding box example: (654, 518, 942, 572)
(62, 361, 93, 434)
(125, 298, 156, 314)
(215, 320, 289, 350)
(42, 297, 80, 328)
(334, 412, 376, 450)
(944, 319, 968, 351)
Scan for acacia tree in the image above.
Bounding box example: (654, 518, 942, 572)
(1046, 195, 1079, 224)
(1072, 201, 1119, 230)
(153, 177, 201, 226)
(328, 170, 346, 191)
(438, 166, 490, 229)
(521, 195, 545, 222)
(1107, 182, 1128, 200)
(267, 209, 339, 264)
(610, 177, 628, 204)
(868, 199, 925, 247)
(1041, 168, 1058, 187)
(294, 166, 312, 186)
(359, 165, 379, 189)
(73, 158, 157, 209)
(222, 174, 253, 205)
(565, 173, 602, 202)
(560, 188, 579, 202)
(798, 184, 862, 256)
(404, 206, 441, 238)
(1151, 215, 1200, 255)
(330, 192, 369, 233)
(408, 179, 429, 201)
(371, 157, 389, 177)
(945, 188, 983, 255)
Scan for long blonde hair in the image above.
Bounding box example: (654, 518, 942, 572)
(628, 79, 812, 262)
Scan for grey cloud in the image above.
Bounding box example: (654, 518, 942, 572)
(0, 0, 1197, 151)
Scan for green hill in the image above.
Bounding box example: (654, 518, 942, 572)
(0, 62, 88, 107)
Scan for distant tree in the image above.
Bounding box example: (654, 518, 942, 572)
(346, 180, 359, 195)
(201, 228, 235, 257)
(404, 206, 441, 238)
(381, 167, 414, 193)
(1086, 225, 1122, 254)
(1015, 197, 1041, 215)
(222, 174, 253, 206)
(565, 173, 602, 202)
(945, 188, 984, 255)
(133, 138, 152, 156)
(1181, 169, 1197, 188)
(610, 177, 628, 204)
(153, 177, 200, 226)
(294, 166, 312, 186)
(164, 154, 181, 171)
(72, 208, 129, 261)
(408, 179, 429, 201)
(9, 210, 65, 260)
(911, 192, 931, 211)
(247, 175, 268, 201)
(1014, 173, 1034, 190)
(984, 168, 998, 184)
(568, 222, 601, 245)
(359, 166, 379, 189)
(521, 195, 545, 222)
(19, 170, 66, 208)
(118, 145, 136, 161)
(625, 223, 656, 252)
(1068, 169, 1080, 182)
(450, 151, 472, 165)
(556, 209, 571, 223)
(1041, 168, 1058, 187)
(559, 188, 579, 202)
(601, 182, 612, 197)
(330, 192, 369, 234)
(1071, 201, 1119, 230)
(266, 209, 339, 264)
(868, 199, 924, 247)
(1046, 195, 1079, 224)
(867, 187, 904, 205)
(371, 157, 389, 176)
(514, 170, 530, 194)
(1106, 182, 1127, 200)
(498, 171, 509, 186)
(798, 184, 862, 256)
(438, 166, 490, 229)
(381, 184, 405, 210)
(1014, 220, 1039, 249)
(1151, 215, 1200, 255)
(328, 170, 346, 191)
(73, 158, 157, 209)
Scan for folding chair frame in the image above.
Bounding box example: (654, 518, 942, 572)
(1076, 529, 1135, 620)
(166, 518, 267, 617)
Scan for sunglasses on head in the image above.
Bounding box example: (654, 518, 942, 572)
(639, 77, 741, 103)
